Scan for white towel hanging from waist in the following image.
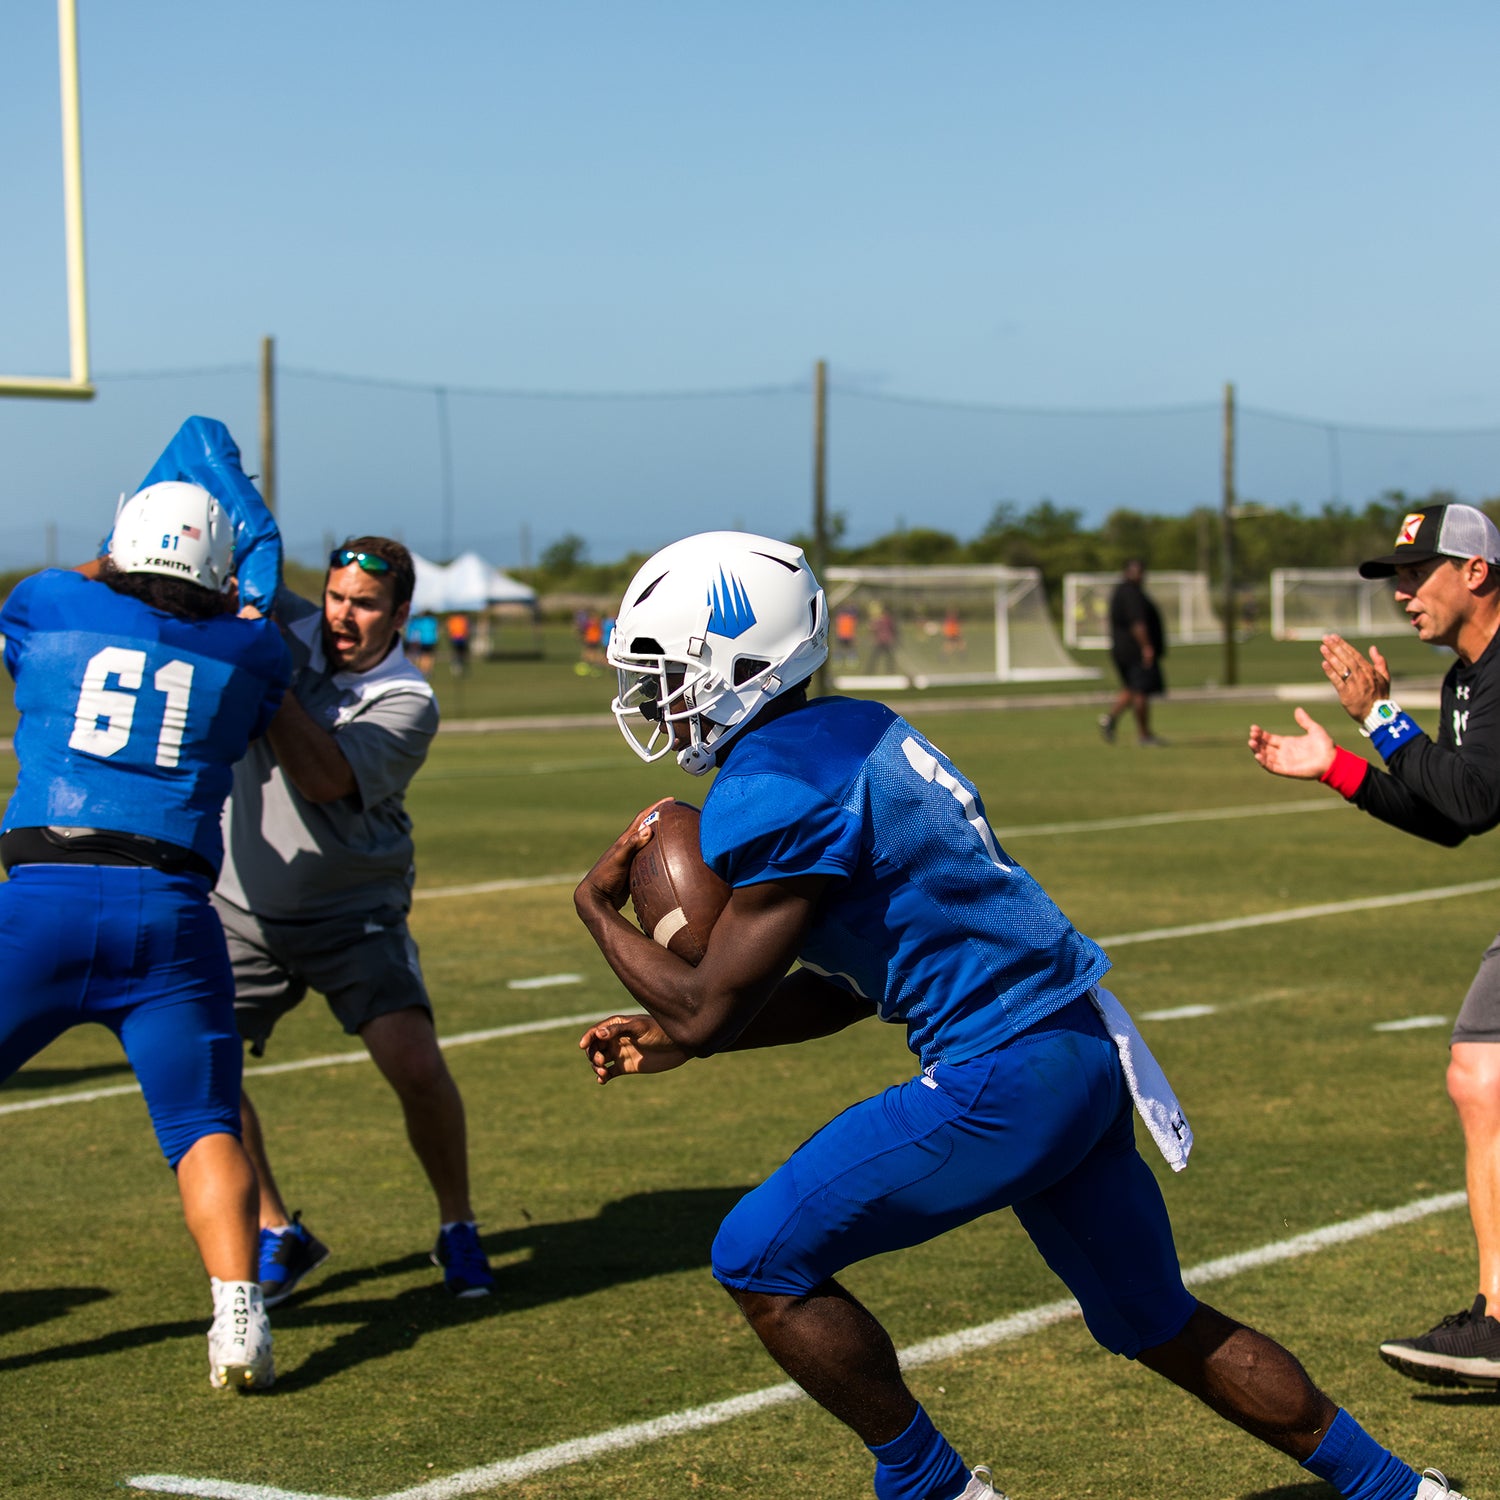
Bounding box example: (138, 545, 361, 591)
(1089, 985, 1193, 1172)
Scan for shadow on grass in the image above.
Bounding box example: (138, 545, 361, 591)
(0, 1286, 112, 1342)
(1413, 1387, 1500, 1405)
(0, 1187, 747, 1389)
(2, 1060, 135, 1091)
(0, 1305, 200, 1372)
(1244, 1487, 1337, 1499)
(266, 1184, 753, 1390)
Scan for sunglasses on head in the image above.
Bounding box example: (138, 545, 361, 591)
(329, 548, 393, 575)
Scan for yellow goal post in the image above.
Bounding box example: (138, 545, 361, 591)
(2, 0, 93, 401)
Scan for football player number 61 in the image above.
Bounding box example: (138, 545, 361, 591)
(69, 646, 196, 769)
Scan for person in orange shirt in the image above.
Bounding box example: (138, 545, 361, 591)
(446, 612, 471, 676)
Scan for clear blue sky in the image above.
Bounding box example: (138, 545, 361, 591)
(3, 1, 1498, 569)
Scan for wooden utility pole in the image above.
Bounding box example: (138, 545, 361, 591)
(436, 385, 455, 560)
(1221, 381, 1237, 686)
(812, 359, 830, 697)
(259, 336, 276, 513)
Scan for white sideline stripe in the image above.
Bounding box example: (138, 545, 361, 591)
(127, 1190, 1468, 1500)
(1098, 877, 1500, 949)
(0, 1014, 602, 1117)
(993, 797, 1336, 839)
(12, 876, 1500, 1119)
(415, 872, 585, 899)
(409, 801, 1339, 902)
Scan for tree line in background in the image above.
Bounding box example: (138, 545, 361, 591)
(518, 487, 1500, 612)
(9, 487, 1492, 616)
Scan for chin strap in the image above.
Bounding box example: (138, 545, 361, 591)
(676, 742, 716, 776)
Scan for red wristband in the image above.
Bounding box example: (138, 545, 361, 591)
(1320, 745, 1369, 800)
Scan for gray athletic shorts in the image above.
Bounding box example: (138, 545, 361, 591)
(1453, 929, 1500, 1045)
(211, 893, 431, 1056)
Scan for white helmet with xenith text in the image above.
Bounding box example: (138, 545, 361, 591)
(109, 481, 235, 592)
(608, 531, 828, 775)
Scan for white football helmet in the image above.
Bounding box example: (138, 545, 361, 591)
(609, 531, 828, 775)
(109, 481, 235, 592)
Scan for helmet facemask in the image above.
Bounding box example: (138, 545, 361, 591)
(606, 533, 829, 776)
(611, 638, 789, 775)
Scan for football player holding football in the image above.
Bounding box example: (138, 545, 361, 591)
(577, 531, 1464, 1500)
(0, 477, 290, 1390)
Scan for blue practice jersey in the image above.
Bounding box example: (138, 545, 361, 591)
(701, 697, 1111, 1067)
(1, 570, 290, 871)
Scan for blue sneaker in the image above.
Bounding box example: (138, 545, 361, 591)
(431, 1221, 495, 1298)
(257, 1212, 330, 1309)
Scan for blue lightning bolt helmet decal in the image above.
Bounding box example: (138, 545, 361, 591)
(706, 569, 757, 639)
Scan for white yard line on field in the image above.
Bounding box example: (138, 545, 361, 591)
(410, 798, 1342, 901)
(992, 796, 1338, 840)
(10, 873, 1500, 1120)
(1096, 877, 1500, 949)
(126, 1189, 1468, 1500)
(0, 1014, 603, 1117)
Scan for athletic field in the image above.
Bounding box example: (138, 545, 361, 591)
(1, 679, 1494, 1498)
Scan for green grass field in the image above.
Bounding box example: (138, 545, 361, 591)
(2, 689, 1496, 1499)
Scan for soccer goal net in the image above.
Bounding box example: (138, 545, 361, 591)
(823, 565, 1095, 689)
(1270, 569, 1409, 641)
(1061, 571, 1221, 650)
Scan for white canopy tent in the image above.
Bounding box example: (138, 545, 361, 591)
(408, 551, 542, 661)
(410, 551, 537, 614)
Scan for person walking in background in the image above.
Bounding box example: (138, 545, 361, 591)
(0, 479, 290, 1390)
(215, 537, 496, 1306)
(445, 611, 471, 675)
(1250, 502, 1500, 1390)
(941, 607, 965, 658)
(834, 605, 860, 667)
(575, 530, 1467, 1500)
(867, 602, 899, 675)
(1099, 558, 1166, 746)
(407, 611, 440, 676)
(576, 609, 606, 675)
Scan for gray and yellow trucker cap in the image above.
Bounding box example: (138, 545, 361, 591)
(1359, 504, 1500, 579)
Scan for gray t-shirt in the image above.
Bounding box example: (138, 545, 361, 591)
(216, 591, 439, 921)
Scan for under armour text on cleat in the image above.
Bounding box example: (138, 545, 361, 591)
(1415, 1469, 1470, 1500)
(958, 1465, 1008, 1500)
(208, 1278, 274, 1390)
(258, 1211, 330, 1309)
(1378, 1295, 1500, 1388)
(431, 1221, 496, 1297)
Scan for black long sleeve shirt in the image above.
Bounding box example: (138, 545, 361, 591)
(1354, 630, 1500, 846)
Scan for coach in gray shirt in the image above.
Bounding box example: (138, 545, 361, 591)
(214, 537, 495, 1304)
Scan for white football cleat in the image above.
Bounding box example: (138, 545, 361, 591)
(1416, 1469, 1469, 1500)
(208, 1277, 274, 1390)
(959, 1466, 1009, 1500)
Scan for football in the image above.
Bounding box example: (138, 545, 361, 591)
(628, 800, 730, 965)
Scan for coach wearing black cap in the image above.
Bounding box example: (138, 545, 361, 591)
(1249, 501, 1500, 1389)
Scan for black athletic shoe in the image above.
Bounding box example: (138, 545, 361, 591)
(1379, 1295, 1500, 1388)
(257, 1212, 330, 1309)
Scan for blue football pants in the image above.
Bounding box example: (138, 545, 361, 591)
(0, 864, 244, 1167)
(712, 995, 1196, 1357)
